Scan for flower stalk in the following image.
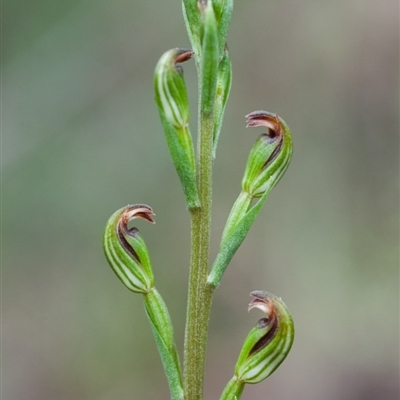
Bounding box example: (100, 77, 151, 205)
(103, 1, 295, 399)
(208, 112, 293, 289)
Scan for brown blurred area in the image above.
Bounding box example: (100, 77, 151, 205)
(3, 1, 399, 399)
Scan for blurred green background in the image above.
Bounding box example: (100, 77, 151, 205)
(4, 0, 399, 399)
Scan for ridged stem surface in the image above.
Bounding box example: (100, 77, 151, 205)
(183, 100, 214, 400)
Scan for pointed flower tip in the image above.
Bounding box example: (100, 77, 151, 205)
(121, 204, 156, 226)
(248, 291, 276, 318)
(161, 48, 194, 74)
(241, 110, 292, 197)
(233, 290, 294, 384)
(174, 48, 195, 64)
(245, 111, 282, 135)
(103, 204, 155, 294)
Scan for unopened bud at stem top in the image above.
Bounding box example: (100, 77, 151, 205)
(212, 0, 233, 57)
(199, 0, 219, 115)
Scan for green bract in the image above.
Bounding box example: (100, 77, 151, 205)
(213, 46, 232, 157)
(144, 288, 184, 400)
(182, 0, 202, 57)
(199, 0, 219, 115)
(212, 0, 233, 57)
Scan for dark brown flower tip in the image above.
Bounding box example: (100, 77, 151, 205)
(248, 291, 277, 321)
(174, 49, 195, 64)
(247, 291, 279, 356)
(121, 204, 156, 227)
(117, 205, 155, 258)
(246, 111, 282, 138)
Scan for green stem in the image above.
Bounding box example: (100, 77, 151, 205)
(220, 377, 245, 400)
(183, 3, 219, 396)
(183, 106, 214, 398)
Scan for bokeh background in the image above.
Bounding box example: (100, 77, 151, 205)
(4, 1, 399, 399)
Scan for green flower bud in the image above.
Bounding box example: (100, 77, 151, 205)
(199, 0, 219, 115)
(213, 46, 232, 157)
(235, 291, 294, 383)
(154, 49, 200, 209)
(182, 1, 202, 57)
(182, 0, 233, 60)
(212, 0, 233, 57)
(103, 204, 155, 294)
(154, 48, 192, 130)
(242, 111, 293, 197)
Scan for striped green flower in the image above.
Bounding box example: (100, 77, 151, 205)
(235, 291, 294, 383)
(154, 48, 199, 210)
(154, 48, 192, 130)
(242, 111, 293, 198)
(208, 112, 293, 288)
(103, 204, 155, 294)
(220, 291, 294, 399)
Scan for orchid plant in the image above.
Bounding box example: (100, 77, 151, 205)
(103, 1, 294, 399)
